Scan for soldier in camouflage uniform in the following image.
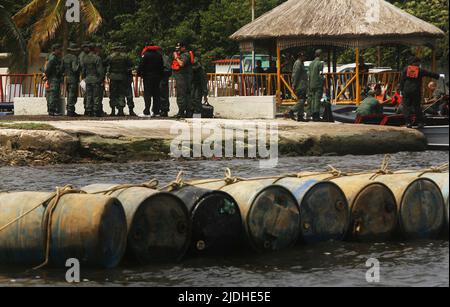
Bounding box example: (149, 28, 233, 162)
(81, 44, 104, 117)
(288, 52, 309, 121)
(191, 53, 208, 116)
(160, 50, 172, 118)
(126, 68, 137, 116)
(172, 42, 193, 118)
(44, 44, 63, 116)
(62, 43, 80, 117)
(95, 43, 107, 116)
(308, 49, 325, 122)
(106, 45, 133, 116)
(79, 42, 91, 115)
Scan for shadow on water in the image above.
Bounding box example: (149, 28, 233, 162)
(0, 151, 449, 287)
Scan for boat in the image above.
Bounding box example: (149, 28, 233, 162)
(332, 105, 449, 150)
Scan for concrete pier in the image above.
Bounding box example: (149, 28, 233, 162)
(0, 118, 427, 166)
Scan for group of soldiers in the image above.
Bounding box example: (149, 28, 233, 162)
(43, 41, 208, 118)
(288, 49, 326, 122)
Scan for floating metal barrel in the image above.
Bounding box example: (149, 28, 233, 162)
(83, 184, 191, 263)
(170, 186, 243, 254)
(0, 192, 127, 268)
(416, 172, 449, 236)
(271, 177, 349, 243)
(299, 173, 398, 242)
(191, 180, 300, 252)
(374, 173, 445, 240)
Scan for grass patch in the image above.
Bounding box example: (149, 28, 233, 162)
(0, 122, 56, 130)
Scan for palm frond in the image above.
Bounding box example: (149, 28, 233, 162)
(27, 0, 65, 62)
(0, 4, 27, 71)
(81, 0, 102, 34)
(12, 0, 48, 28)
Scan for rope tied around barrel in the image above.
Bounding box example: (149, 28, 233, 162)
(370, 154, 394, 180)
(34, 185, 87, 270)
(0, 185, 87, 270)
(160, 171, 189, 192)
(92, 179, 160, 195)
(417, 162, 449, 177)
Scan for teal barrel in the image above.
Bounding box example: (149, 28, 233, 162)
(418, 172, 449, 236)
(0, 192, 127, 268)
(374, 173, 445, 240)
(83, 184, 191, 263)
(295, 173, 398, 242)
(273, 177, 349, 243)
(169, 186, 243, 254)
(190, 180, 300, 252)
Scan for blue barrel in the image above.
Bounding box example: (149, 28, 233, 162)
(274, 177, 349, 243)
(0, 192, 127, 268)
(83, 184, 191, 263)
(375, 173, 445, 240)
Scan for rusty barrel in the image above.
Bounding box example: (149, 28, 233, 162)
(374, 173, 445, 240)
(0, 192, 127, 268)
(299, 173, 398, 242)
(417, 172, 449, 236)
(190, 180, 300, 252)
(169, 186, 243, 254)
(272, 177, 349, 243)
(83, 184, 191, 263)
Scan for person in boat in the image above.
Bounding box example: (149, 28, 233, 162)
(356, 90, 383, 117)
(399, 57, 440, 128)
(424, 81, 448, 116)
(374, 83, 391, 104)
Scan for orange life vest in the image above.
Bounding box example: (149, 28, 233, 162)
(172, 51, 195, 71)
(406, 65, 420, 79)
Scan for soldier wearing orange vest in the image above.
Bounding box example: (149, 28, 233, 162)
(399, 57, 440, 128)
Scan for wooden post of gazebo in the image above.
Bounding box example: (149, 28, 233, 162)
(355, 48, 361, 104)
(276, 45, 281, 103)
(432, 48, 437, 72)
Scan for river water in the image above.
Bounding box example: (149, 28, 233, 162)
(0, 151, 448, 287)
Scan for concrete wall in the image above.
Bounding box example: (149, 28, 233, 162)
(13, 96, 276, 119)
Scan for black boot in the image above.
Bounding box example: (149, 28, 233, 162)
(312, 113, 321, 122)
(110, 107, 116, 117)
(129, 108, 137, 117)
(117, 108, 125, 117)
(143, 103, 151, 116)
(160, 111, 169, 118)
(288, 110, 296, 121)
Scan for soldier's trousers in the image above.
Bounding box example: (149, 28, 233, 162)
(85, 83, 102, 115)
(309, 87, 323, 115)
(46, 80, 61, 114)
(126, 82, 135, 109)
(97, 83, 105, 113)
(191, 84, 204, 114)
(290, 90, 308, 118)
(109, 80, 126, 109)
(143, 77, 161, 114)
(403, 93, 423, 125)
(160, 77, 170, 113)
(66, 82, 78, 113)
(174, 73, 192, 115)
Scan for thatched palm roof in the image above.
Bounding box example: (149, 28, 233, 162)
(231, 0, 445, 50)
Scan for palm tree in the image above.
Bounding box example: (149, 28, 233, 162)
(0, 4, 27, 71)
(12, 0, 102, 63)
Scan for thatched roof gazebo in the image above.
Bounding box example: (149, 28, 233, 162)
(230, 0, 445, 103)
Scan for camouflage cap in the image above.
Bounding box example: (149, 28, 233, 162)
(51, 43, 62, 51)
(67, 43, 80, 52)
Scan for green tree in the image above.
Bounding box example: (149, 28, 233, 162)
(13, 0, 103, 63)
(0, 3, 26, 71)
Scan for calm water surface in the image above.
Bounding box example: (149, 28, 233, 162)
(0, 151, 448, 287)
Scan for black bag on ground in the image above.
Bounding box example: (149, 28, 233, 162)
(201, 102, 214, 118)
